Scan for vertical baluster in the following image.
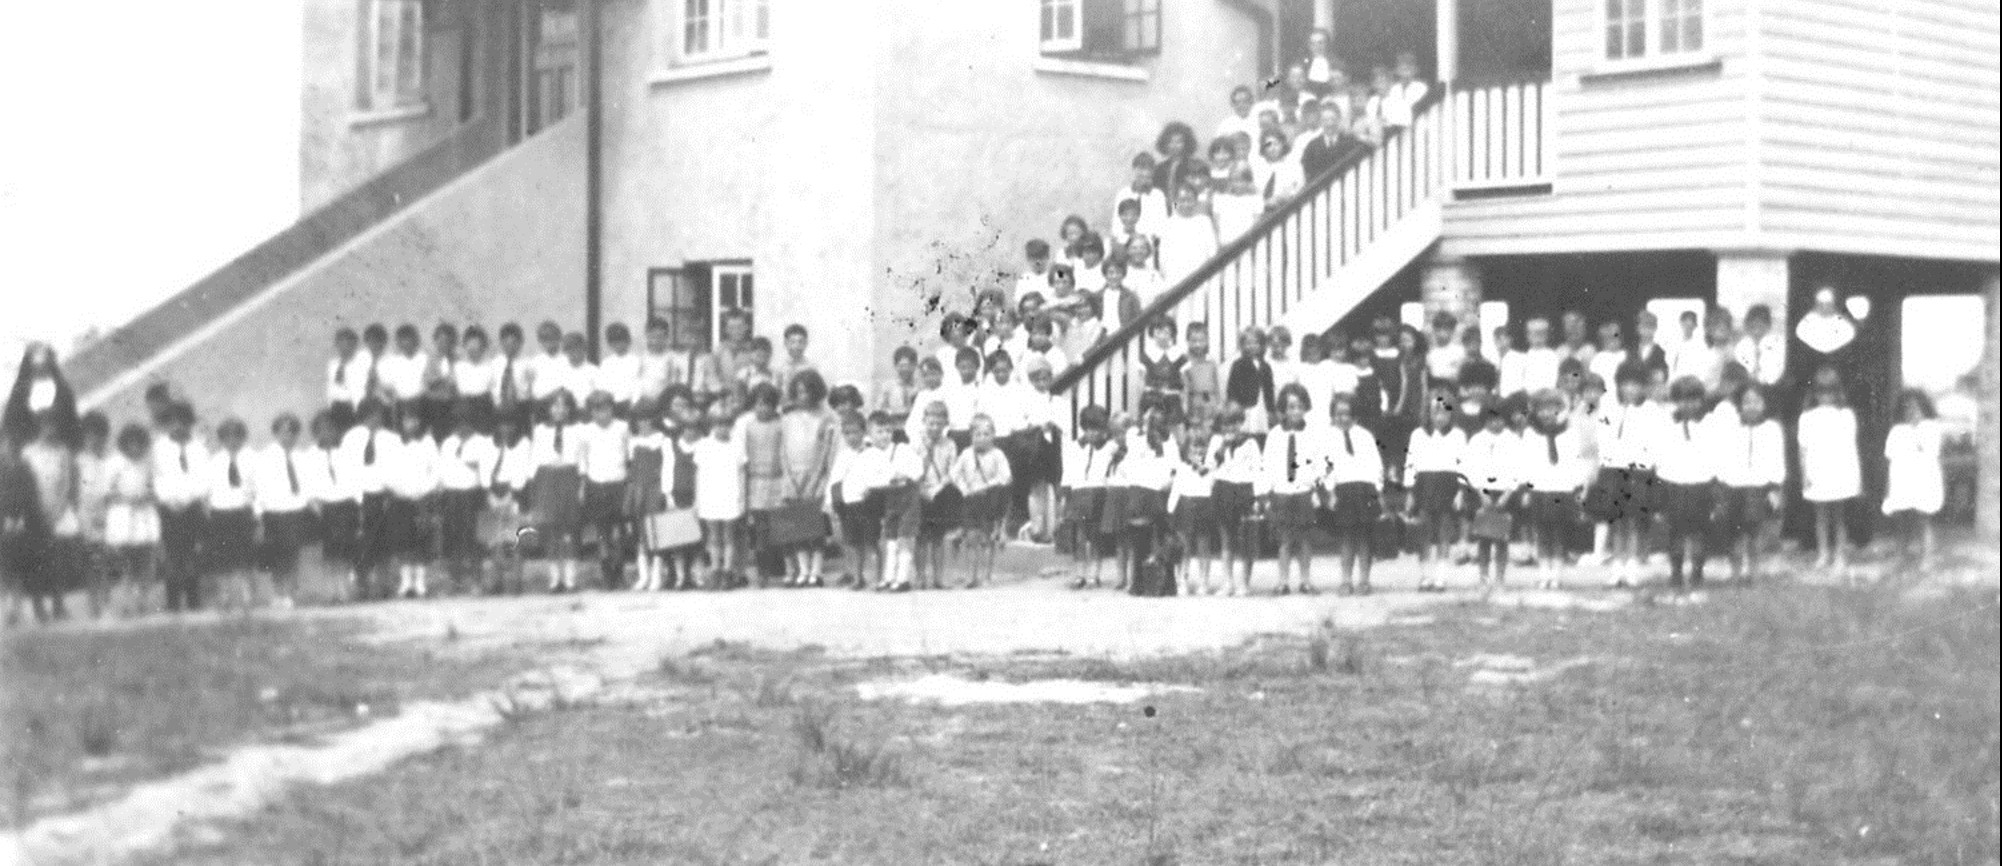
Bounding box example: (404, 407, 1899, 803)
(1506, 82, 1525, 181)
(1537, 81, 1551, 178)
(1487, 86, 1505, 184)
(1340, 176, 1355, 266)
(1288, 209, 1303, 309)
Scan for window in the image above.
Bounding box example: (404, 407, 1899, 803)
(648, 262, 755, 352)
(1658, 0, 1702, 54)
(529, 4, 579, 132)
(1603, 0, 1703, 61)
(679, 0, 769, 63)
(361, 0, 426, 110)
(1041, 0, 1160, 60)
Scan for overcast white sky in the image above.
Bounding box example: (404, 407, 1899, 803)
(0, 1, 1979, 392)
(0, 0, 300, 361)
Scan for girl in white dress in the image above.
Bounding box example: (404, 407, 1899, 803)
(1796, 370, 1861, 570)
(1881, 389, 1944, 565)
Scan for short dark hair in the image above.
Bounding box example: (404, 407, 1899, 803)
(1116, 198, 1142, 216)
(334, 327, 358, 343)
(1277, 382, 1312, 413)
(116, 423, 152, 455)
(747, 382, 781, 408)
(985, 349, 1014, 370)
(892, 345, 918, 364)
(954, 347, 983, 368)
(270, 413, 302, 435)
(1075, 232, 1105, 258)
(646, 317, 670, 333)
(394, 324, 420, 342)
(1457, 359, 1500, 390)
(1077, 405, 1109, 431)
(499, 322, 524, 341)
(1613, 361, 1652, 388)
(783, 323, 808, 340)
(362, 324, 389, 343)
(80, 411, 110, 440)
(828, 384, 864, 409)
(1130, 152, 1157, 169)
(748, 336, 773, 354)
(461, 325, 489, 346)
(1025, 238, 1051, 258)
(605, 322, 631, 342)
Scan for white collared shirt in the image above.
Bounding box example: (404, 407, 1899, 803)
(577, 421, 631, 484)
(1652, 412, 1717, 486)
(1595, 401, 1663, 469)
(252, 445, 313, 514)
(596, 352, 643, 404)
(152, 437, 210, 509)
(376, 351, 429, 402)
(452, 355, 499, 399)
(327, 351, 373, 406)
(338, 426, 397, 494)
(1206, 435, 1266, 490)
(1061, 439, 1119, 489)
(637, 350, 687, 397)
(204, 448, 256, 512)
(1324, 424, 1384, 487)
(1403, 426, 1467, 478)
(1260, 425, 1327, 496)
(525, 351, 568, 401)
(531, 422, 586, 468)
(1732, 333, 1785, 386)
(384, 435, 439, 499)
(1712, 417, 1786, 488)
(975, 380, 1034, 435)
(306, 445, 356, 505)
(1518, 424, 1593, 492)
(437, 433, 500, 491)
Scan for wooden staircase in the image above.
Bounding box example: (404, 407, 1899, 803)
(1052, 80, 1551, 418)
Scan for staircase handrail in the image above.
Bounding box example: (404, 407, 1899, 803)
(1051, 86, 1447, 394)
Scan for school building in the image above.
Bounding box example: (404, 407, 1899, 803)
(67, 0, 1999, 533)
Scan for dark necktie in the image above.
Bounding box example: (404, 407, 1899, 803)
(366, 358, 380, 398)
(492, 445, 506, 486)
(1343, 428, 1354, 456)
(178, 445, 189, 473)
(326, 450, 339, 487)
(1545, 433, 1559, 464)
(501, 357, 518, 404)
(554, 425, 564, 458)
(364, 433, 377, 466)
(1286, 432, 1297, 483)
(335, 358, 346, 386)
(286, 452, 299, 495)
(228, 455, 241, 488)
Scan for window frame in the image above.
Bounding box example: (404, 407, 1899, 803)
(673, 0, 771, 66)
(1601, 0, 1705, 62)
(646, 262, 754, 353)
(360, 0, 428, 112)
(1039, 0, 1160, 63)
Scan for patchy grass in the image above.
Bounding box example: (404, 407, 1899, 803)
(1, 617, 526, 830)
(140, 583, 1997, 864)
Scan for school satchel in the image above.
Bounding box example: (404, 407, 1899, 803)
(764, 499, 829, 548)
(1469, 502, 1513, 543)
(645, 508, 702, 550)
(1371, 511, 1407, 560)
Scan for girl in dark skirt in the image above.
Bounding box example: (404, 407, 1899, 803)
(1520, 389, 1592, 589)
(529, 392, 585, 592)
(1586, 361, 1661, 587)
(436, 406, 495, 593)
(1017, 356, 1066, 544)
(1403, 397, 1467, 592)
(1712, 385, 1785, 583)
(1106, 413, 1173, 592)
(1324, 395, 1385, 595)
(1206, 405, 1263, 596)
(204, 419, 258, 608)
(828, 411, 879, 589)
(345, 401, 396, 600)
(578, 391, 633, 590)
(1061, 405, 1117, 589)
(1261, 385, 1323, 595)
(914, 401, 960, 591)
(308, 411, 362, 597)
(951, 415, 1013, 588)
(1652, 377, 1717, 590)
(1170, 431, 1216, 595)
(257, 414, 314, 607)
(385, 408, 440, 598)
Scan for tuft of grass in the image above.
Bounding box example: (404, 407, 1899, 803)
(787, 702, 905, 789)
(77, 701, 119, 758)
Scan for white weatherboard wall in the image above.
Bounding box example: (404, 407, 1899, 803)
(85, 118, 586, 429)
(1754, 0, 2000, 262)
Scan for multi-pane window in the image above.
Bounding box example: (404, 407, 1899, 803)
(530, 4, 578, 133)
(1605, 0, 1703, 60)
(1658, 0, 1703, 53)
(648, 263, 755, 352)
(681, 0, 769, 63)
(1604, 0, 1647, 60)
(1041, 0, 1161, 60)
(361, 0, 426, 110)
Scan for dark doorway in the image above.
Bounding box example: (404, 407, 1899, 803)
(1474, 251, 1717, 332)
(1458, 0, 1551, 81)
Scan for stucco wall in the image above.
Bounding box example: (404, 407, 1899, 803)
(301, 0, 476, 211)
(868, 0, 1263, 379)
(597, 0, 881, 387)
(89, 117, 586, 431)
(596, 0, 1261, 387)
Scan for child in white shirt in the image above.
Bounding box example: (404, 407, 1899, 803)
(1206, 406, 1265, 596)
(1323, 395, 1385, 595)
(1061, 406, 1119, 589)
(1169, 430, 1217, 595)
(383, 410, 439, 598)
(692, 411, 748, 585)
(1403, 399, 1467, 591)
(596, 323, 645, 410)
(1652, 377, 1717, 589)
(1797, 373, 1861, 571)
(1459, 405, 1518, 586)
(1882, 388, 1945, 567)
(255, 414, 315, 606)
(578, 391, 633, 587)
(950, 415, 1013, 588)
(1712, 385, 1785, 582)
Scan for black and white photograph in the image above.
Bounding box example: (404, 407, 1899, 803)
(2, 0, 1997, 861)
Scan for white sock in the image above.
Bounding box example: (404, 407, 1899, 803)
(413, 566, 427, 596)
